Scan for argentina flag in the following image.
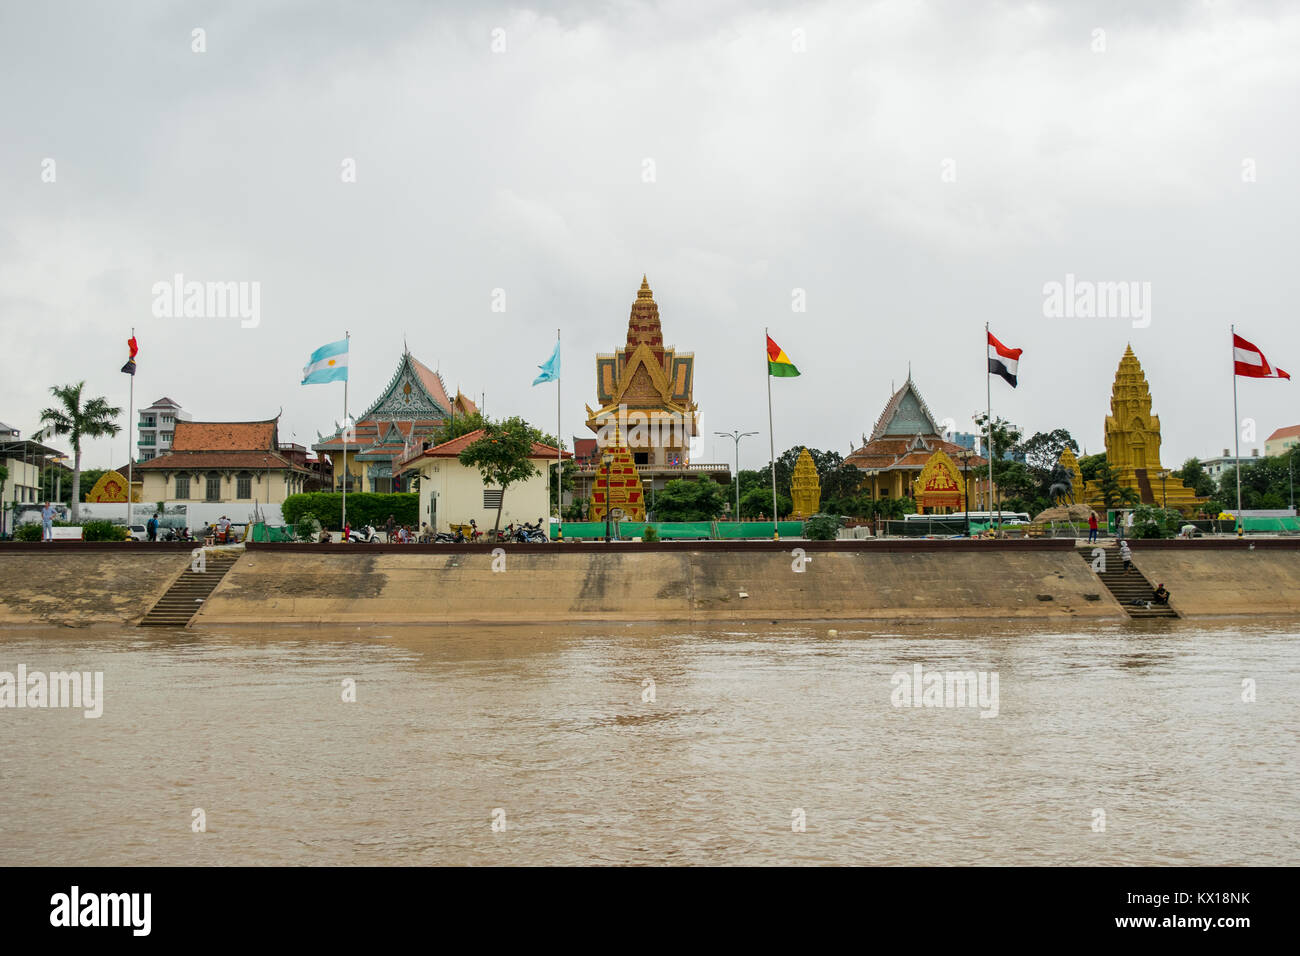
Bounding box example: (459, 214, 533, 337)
(302, 338, 349, 384)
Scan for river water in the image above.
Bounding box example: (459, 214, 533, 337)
(1, 619, 1296, 866)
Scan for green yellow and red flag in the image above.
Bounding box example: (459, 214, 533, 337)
(766, 335, 800, 377)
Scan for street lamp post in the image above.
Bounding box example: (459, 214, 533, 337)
(715, 429, 758, 522)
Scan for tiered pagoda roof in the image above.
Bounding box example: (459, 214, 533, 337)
(846, 377, 986, 473)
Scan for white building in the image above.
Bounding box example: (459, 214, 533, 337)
(1, 426, 67, 536)
(137, 397, 191, 462)
(398, 429, 569, 533)
(1201, 448, 1260, 480)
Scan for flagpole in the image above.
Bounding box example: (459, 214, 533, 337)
(125, 327, 133, 530)
(556, 328, 561, 530)
(1232, 324, 1242, 529)
(342, 330, 349, 532)
(985, 322, 996, 533)
(766, 327, 778, 540)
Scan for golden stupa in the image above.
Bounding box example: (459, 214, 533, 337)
(790, 448, 822, 518)
(1080, 346, 1206, 515)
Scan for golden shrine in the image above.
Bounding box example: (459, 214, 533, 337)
(589, 437, 646, 522)
(1081, 346, 1206, 515)
(790, 448, 821, 517)
(912, 450, 967, 511)
(84, 469, 141, 502)
(585, 277, 697, 468)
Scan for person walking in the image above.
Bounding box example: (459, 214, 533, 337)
(1119, 540, 1133, 574)
(385, 514, 397, 543)
(146, 512, 159, 542)
(1087, 511, 1098, 544)
(41, 502, 54, 542)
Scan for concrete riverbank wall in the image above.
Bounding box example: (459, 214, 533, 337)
(2, 539, 1297, 626)
(0, 547, 194, 626)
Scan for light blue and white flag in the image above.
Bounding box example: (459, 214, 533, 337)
(532, 340, 560, 385)
(302, 339, 349, 384)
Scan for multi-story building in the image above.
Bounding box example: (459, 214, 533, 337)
(1201, 448, 1260, 481)
(136, 397, 191, 462)
(1265, 425, 1300, 457)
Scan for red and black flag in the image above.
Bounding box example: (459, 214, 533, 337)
(121, 335, 138, 375)
(987, 330, 1022, 387)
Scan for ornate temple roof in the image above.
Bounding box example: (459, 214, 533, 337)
(398, 428, 570, 470)
(846, 376, 985, 473)
(589, 276, 697, 444)
(313, 351, 477, 453)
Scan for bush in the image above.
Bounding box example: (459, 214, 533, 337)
(295, 513, 322, 542)
(804, 513, 842, 540)
(1132, 505, 1180, 539)
(83, 520, 128, 541)
(14, 523, 42, 541)
(641, 525, 659, 543)
(281, 492, 418, 529)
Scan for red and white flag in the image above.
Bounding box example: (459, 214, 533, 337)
(1233, 333, 1289, 380)
(987, 331, 1022, 387)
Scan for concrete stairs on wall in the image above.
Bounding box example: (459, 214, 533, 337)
(1077, 543, 1178, 618)
(138, 549, 240, 627)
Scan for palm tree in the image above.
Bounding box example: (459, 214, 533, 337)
(38, 383, 122, 521)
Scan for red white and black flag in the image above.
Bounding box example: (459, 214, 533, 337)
(1233, 333, 1289, 380)
(988, 330, 1022, 387)
(121, 335, 138, 375)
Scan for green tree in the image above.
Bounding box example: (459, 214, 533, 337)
(1077, 452, 1107, 483)
(38, 383, 122, 521)
(1016, 428, 1079, 472)
(652, 478, 726, 521)
(739, 486, 791, 519)
(973, 413, 1022, 461)
(1174, 457, 1215, 498)
(458, 416, 540, 535)
(1095, 461, 1140, 510)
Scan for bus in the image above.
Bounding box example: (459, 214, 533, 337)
(903, 511, 1031, 526)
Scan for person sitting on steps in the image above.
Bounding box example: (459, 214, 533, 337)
(1153, 583, 1170, 605)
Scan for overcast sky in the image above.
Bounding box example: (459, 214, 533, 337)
(2, 0, 1297, 472)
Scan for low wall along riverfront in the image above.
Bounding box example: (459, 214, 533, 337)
(3, 538, 1297, 626)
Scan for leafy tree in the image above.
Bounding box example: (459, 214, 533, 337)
(1175, 457, 1215, 498)
(653, 478, 726, 521)
(1077, 453, 1107, 483)
(1095, 461, 1140, 510)
(739, 486, 792, 519)
(38, 383, 122, 521)
(1016, 429, 1079, 472)
(281, 492, 419, 528)
(973, 413, 1022, 461)
(458, 416, 541, 535)
(431, 410, 486, 444)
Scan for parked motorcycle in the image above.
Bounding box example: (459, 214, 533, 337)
(347, 524, 381, 543)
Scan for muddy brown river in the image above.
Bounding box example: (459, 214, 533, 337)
(1, 619, 1295, 865)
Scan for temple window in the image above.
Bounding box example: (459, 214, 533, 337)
(174, 475, 190, 499)
(236, 471, 253, 499)
(205, 472, 221, 501)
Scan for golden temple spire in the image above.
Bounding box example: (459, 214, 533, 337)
(637, 275, 653, 300)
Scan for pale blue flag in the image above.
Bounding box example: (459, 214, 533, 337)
(302, 339, 349, 384)
(532, 340, 560, 385)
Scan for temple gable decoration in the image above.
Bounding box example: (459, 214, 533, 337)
(912, 450, 966, 511)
